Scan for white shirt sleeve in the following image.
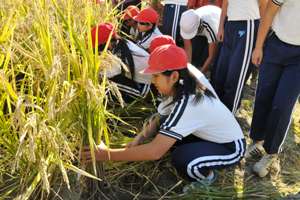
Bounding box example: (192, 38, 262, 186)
(202, 22, 217, 43)
(158, 95, 200, 140)
(272, 0, 285, 6)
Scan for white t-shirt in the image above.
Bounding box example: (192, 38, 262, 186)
(158, 94, 244, 143)
(272, 0, 300, 45)
(137, 27, 162, 50)
(227, 0, 260, 21)
(126, 40, 152, 84)
(195, 5, 220, 43)
(105, 40, 151, 84)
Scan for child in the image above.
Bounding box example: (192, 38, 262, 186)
(214, 0, 267, 114)
(245, 0, 300, 177)
(91, 23, 152, 102)
(82, 44, 245, 185)
(149, 35, 176, 53)
(120, 5, 140, 41)
(149, 34, 218, 97)
(134, 7, 162, 51)
(180, 5, 221, 75)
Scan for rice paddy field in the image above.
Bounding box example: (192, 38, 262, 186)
(0, 0, 300, 199)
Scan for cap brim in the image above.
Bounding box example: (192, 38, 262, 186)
(180, 28, 198, 40)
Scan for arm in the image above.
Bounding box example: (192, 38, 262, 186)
(258, 0, 268, 18)
(126, 114, 160, 147)
(187, 0, 197, 9)
(217, 0, 228, 42)
(252, 1, 281, 66)
(200, 42, 218, 73)
(82, 134, 177, 161)
(184, 39, 193, 62)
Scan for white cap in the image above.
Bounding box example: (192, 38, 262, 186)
(180, 9, 200, 40)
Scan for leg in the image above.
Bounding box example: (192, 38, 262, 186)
(214, 22, 232, 100)
(175, 5, 187, 47)
(109, 75, 141, 103)
(249, 62, 282, 142)
(191, 36, 208, 68)
(171, 139, 245, 181)
(210, 43, 222, 86)
(222, 20, 257, 113)
(263, 62, 300, 154)
(161, 4, 176, 37)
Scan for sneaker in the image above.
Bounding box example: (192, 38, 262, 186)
(253, 154, 280, 177)
(244, 143, 265, 159)
(182, 171, 217, 193)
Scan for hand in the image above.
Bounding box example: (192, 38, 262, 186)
(217, 28, 224, 42)
(200, 66, 209, 75)
(81, 141, 108, 163)
(126, 137, 141, 148)
(252, 47, 263, 66)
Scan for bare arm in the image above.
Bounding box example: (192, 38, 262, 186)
(184, 39, 193, 62)
(252, 1, 281, 66)
(258, 0, 268, 19)
(200, 42, 218, 73)
(126, 114, 160, 147)
(217, 0, 228, 41)
(82, 134, 177, 162)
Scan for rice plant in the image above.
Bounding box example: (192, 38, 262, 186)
(0, 0, 123, 199)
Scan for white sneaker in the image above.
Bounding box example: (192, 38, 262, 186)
(244, 143, 265, 159)
(253, 154, 280, 178)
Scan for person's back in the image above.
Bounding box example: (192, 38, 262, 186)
(159, 93, 243, 143)
(195, 5, 221, 41)
(126, 40, 152, 84)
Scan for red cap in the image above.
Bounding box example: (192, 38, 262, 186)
(122, 6, 140, 20)
(149, 35, 176, 53)
(142, 44, 188, 74)
(134, 7, 159, 24)
(91, 23, 116, 48)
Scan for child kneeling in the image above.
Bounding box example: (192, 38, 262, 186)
(82, 44, 245, 184)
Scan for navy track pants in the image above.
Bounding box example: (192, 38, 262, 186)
(214, 20, 259, 114)
(250, 33, 300, 154)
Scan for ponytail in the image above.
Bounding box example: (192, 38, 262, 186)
(162, 68, 216, 104)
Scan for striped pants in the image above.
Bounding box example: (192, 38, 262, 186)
(250, 33, 300, 154)
(109, 75, 151, 103)
(161, 4, 187, 45)
(214, 20, 259, 114)
(171, 136, 245, 181)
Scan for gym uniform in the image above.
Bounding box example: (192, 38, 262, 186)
(137, 27, 162, 51)
(191, 5, 220, 68)
(250, 0, 300, 154)
(162, 0, 187, 45)
(214, 0, 260, 114)
(157, 92, 245, 181)
(107, 40, 152, 102)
